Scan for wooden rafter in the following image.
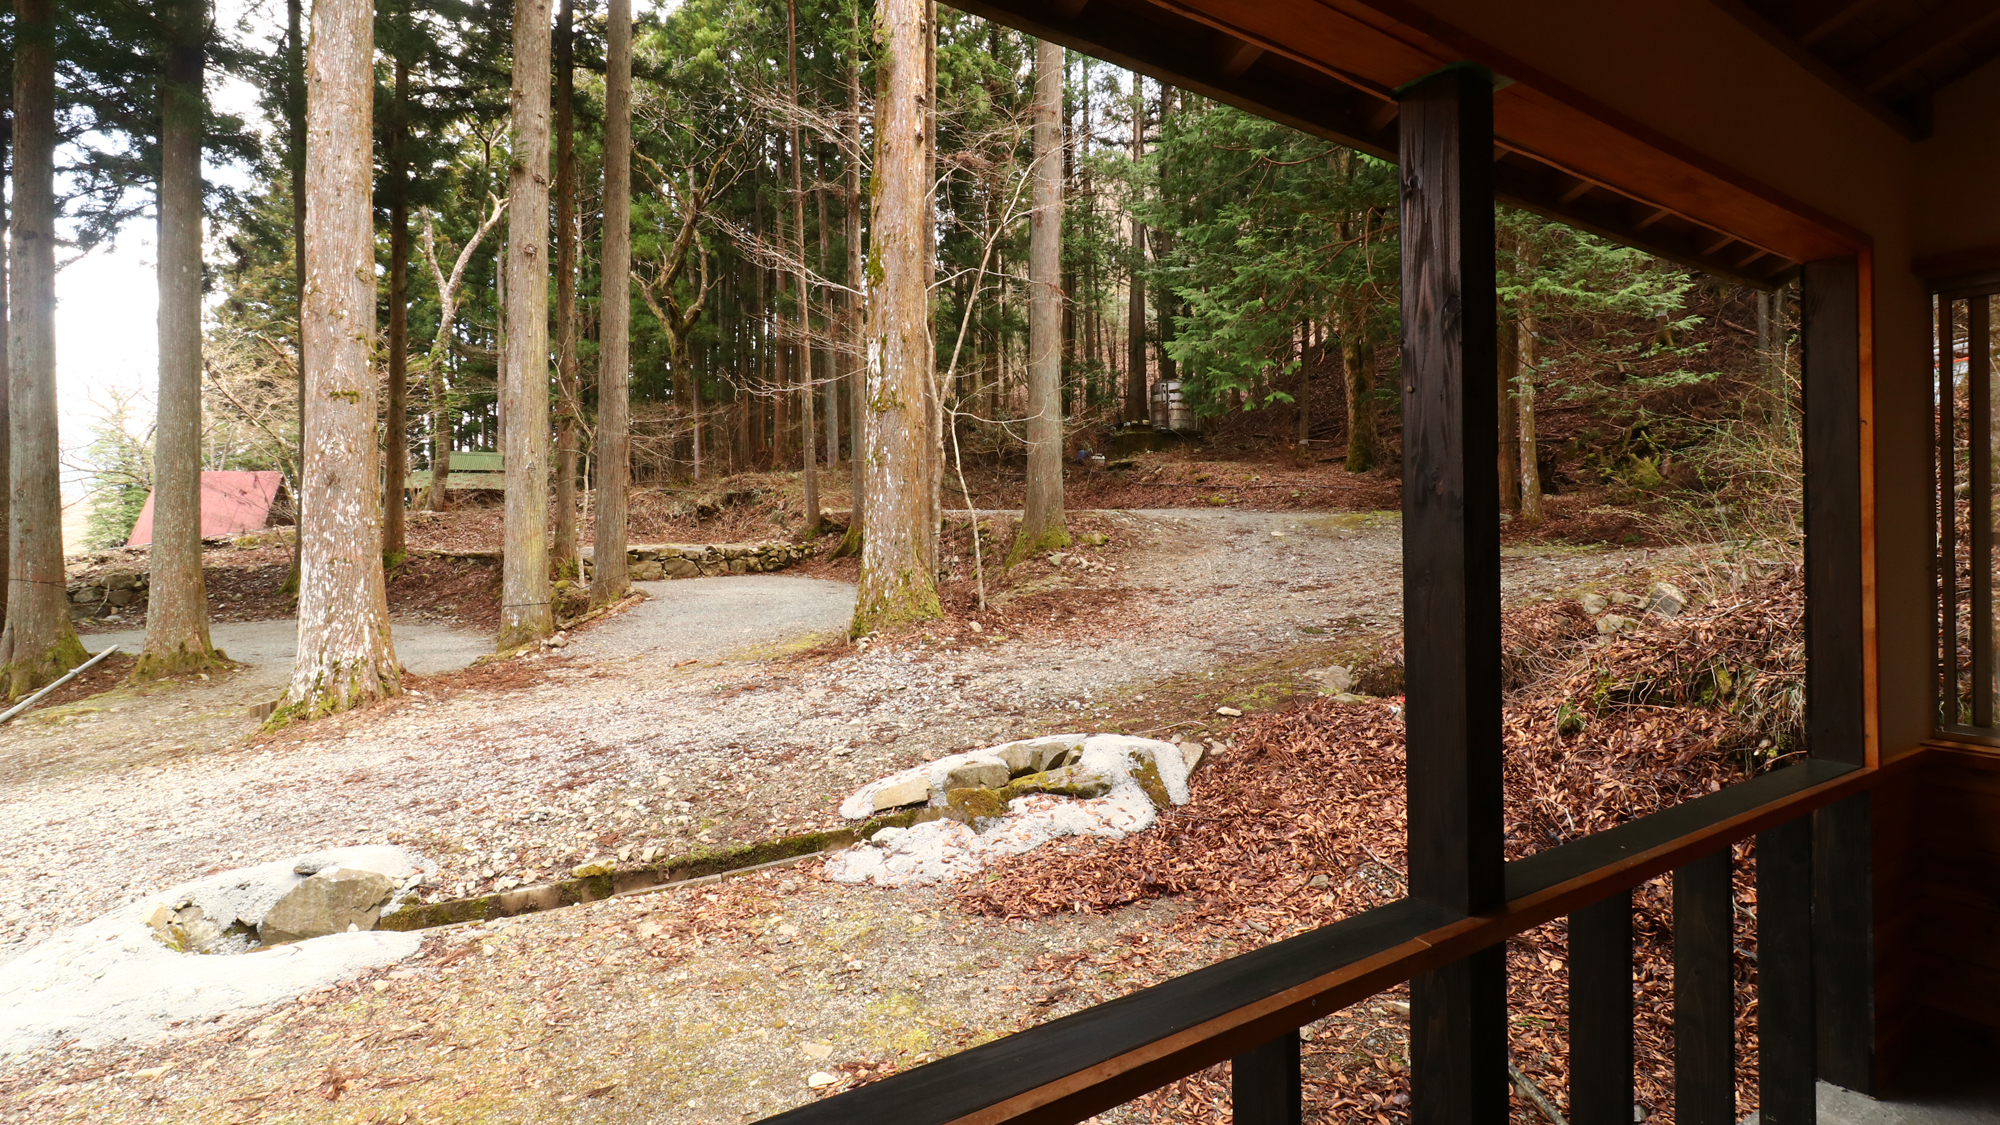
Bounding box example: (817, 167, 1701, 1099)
(1797, 0, 1880, 45)
(1848, 0, 2000, 93)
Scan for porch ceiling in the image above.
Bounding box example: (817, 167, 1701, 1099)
(953, 0, 1875, 288)
(1722, 0, 2000, 136)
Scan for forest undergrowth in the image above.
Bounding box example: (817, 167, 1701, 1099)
(869, 560, 1811, 1124)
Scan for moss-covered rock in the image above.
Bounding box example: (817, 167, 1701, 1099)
(945, 787, 1007, 822)
(999, 764, 1113, 801)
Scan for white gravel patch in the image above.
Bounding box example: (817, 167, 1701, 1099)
(827, 734, 1189, 887)
(0, 846, 424, 1055)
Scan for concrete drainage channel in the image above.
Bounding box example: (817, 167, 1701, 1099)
(376, 808, 942, 932)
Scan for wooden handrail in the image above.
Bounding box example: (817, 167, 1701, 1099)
(759, 753, 1919, 1125)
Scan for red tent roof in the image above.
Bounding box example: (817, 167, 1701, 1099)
(126, 471, 286, 547)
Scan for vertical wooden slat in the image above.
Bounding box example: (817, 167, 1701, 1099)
(1938, 297, 1961, 726)
(1568, 891, 1634, 1125)
(1674, 849, 1735, 1125)
(1800, 259, 1875, 1095)
(1815, 793, 1875, 1094)
(1232, 1030, 1302, 1125)
(1397, 62, 1507, 1125)
(1758, 818, 1815, 1124)
(1973, 297, 1993, 727)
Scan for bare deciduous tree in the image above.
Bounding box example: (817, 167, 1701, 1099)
(280, 0, 401, 719)
(417, 197, 507, 511)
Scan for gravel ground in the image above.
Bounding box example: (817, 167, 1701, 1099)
(0, 508, 1682, 1122)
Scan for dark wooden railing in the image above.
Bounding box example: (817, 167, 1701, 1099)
(759, 758, 1891, 1125)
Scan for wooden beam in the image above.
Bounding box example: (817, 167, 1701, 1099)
(1633, 205, 1673, 231)
(1046, 0, 1089, 18)
(1803, 258, 1867, 763)
(1213, 34, 1264, 79)
(1366, 98, 1399, 133)
(1800, 0, 1880, 44)
(1737, 246, 1770, 269)
(1556, 177, 1593, 205)
(1850, 0, 2000, 93)
(1397, 64, 1506, 1125)
(1702, 230, 1738, 256)
(1800, 257, 1877, 1095)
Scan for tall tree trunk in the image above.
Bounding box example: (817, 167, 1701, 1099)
(923, 1, 942, 561)
(1340, 305, 1377, 473)
(1124, 79, 1148, 423)
(835, 0, 867, 557)
(1517, 297, 1544, 524)
(789, 0, 819, 530)
(551, 0, 580, 576)
(853, 0, 940, 635)
(1012, 37, 1069, 564)
(818, 161, 838, 470)
(281, 0, 400, 717)
(384, 53, 411, 561)
(0, 0, 84, 695)
(287, 0, 307, 586)
(1497, 314, 1521, 511)
(1150, 86, 1178, 395)
(590, 0, 632, 606)
(136, 0, 224, 680)
(0, 126, 10, 629)
(1296, 322, 1312, 446)
(500, 0, 554, 648)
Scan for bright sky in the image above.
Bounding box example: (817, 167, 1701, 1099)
(54, 2, 678, 490)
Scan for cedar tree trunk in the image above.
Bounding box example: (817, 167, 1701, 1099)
(853, 0, 940, 635)
(281, 0, 400, 718)
(384, 55, 411, 561)
(789, 0, 819, 530)
(137, 0, 225, 680)
(1012, 36, 1069, 563)
(551, 0, 581, 576)
(1, 0, 85, 696)
(501, 0, 555, 648)
(590, 0, 632, 606)
(835, 0, 867, 557)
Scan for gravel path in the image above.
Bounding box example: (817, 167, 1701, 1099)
(572, 576, 856, 662)
(0, 511, 1673, 969)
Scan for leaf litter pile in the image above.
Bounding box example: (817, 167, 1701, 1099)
(937, 563, 1804, 1124)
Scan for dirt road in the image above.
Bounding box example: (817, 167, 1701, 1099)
(0, 510, 1670, 965)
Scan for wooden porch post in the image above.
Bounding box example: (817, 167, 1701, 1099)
(1397, 64, 1508, 1125)
(1801, 257, 1875, 1094)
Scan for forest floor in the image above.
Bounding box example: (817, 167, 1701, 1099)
(0, 453, 1722, 1124)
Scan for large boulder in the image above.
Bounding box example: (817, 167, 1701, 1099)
(258, 868, 397, 945)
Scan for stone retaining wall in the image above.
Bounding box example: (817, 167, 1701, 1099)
(622, 542, 811, 582)
(68, 570, 149, 623)
(62, 541, 809, 620)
